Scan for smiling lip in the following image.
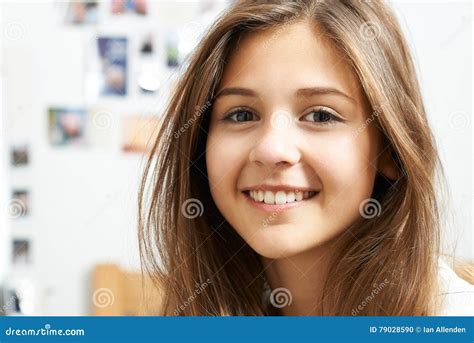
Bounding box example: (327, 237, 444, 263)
(242, 190, 319, 213)
(243, 184, 318, 193)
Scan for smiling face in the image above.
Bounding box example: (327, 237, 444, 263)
(205, 20, 385, 259)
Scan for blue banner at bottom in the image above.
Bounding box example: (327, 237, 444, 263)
(0, 316, 473, 342)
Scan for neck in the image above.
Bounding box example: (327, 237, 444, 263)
(261, 243, 334, 316)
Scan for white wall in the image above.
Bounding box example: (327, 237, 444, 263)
(0, 1, 472, 315)
(1, 1, 228, 315)
(394, 1, 472, 259)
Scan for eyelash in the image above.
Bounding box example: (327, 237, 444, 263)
(223, 108, 258, 122)
(222, 107, 342, 125)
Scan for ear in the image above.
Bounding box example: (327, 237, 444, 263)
(377, 148, 400, 181)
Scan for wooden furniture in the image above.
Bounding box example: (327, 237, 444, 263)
(454, 262, 474, 285)
(91, 264, 162, 316)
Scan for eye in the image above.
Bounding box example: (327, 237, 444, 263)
(224, 109, 258, 122)
(301, 108, 341, 124)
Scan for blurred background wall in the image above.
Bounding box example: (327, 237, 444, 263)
(1, 0, 230, 315)
(0, 0, 471, 316)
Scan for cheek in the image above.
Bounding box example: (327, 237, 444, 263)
(308, 131, 378, 218)
(205, 131, 246, 203)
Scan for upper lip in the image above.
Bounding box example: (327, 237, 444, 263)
(242, 184, 319, 193)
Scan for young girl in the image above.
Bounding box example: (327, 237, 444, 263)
(138, 0, 474, 315)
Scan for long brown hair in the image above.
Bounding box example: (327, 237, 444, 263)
(138, 0, 444, 315)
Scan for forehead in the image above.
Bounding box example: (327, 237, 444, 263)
(217, 20, 363, 101)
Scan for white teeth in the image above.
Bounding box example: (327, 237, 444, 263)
(275, 191, 286, 205)
(295, 192, 303, 201)
(286, 192, 295, 203)
(248, 190, 316, 204)
(264, 191, 275, 204)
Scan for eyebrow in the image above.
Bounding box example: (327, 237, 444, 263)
(296, 87, 356, 104)
(214, 86, 356, 103)
(215, 87, 258, 98)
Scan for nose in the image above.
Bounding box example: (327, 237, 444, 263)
(248, 111, 301, 167)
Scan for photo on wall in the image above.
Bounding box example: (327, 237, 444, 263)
(138, 34, 160, 94)
(1, 289, 22, 315)
(48, 107, 87, 146)
(165, 32, 180, 68)
(139, 34, 154, 55)
(138, 61, 160, 94)
(121, 115, 160, 153)
(12, 239, 31, 265)
(111, 0, 147, 15)
(11, 189, 30, 218)
(97, 37, 128, 96)
(10, 145, 29, 167)
(65, 0, 99, 24)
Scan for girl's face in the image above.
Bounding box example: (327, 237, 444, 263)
(206, 21, 386, 259)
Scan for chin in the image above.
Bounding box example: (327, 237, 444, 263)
(250, 244, 295, 259)
(242, 222, 343, 260)
(245, 230, 310, 259)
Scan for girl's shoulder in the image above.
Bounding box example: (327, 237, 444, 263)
(436, 258, 474, 316)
